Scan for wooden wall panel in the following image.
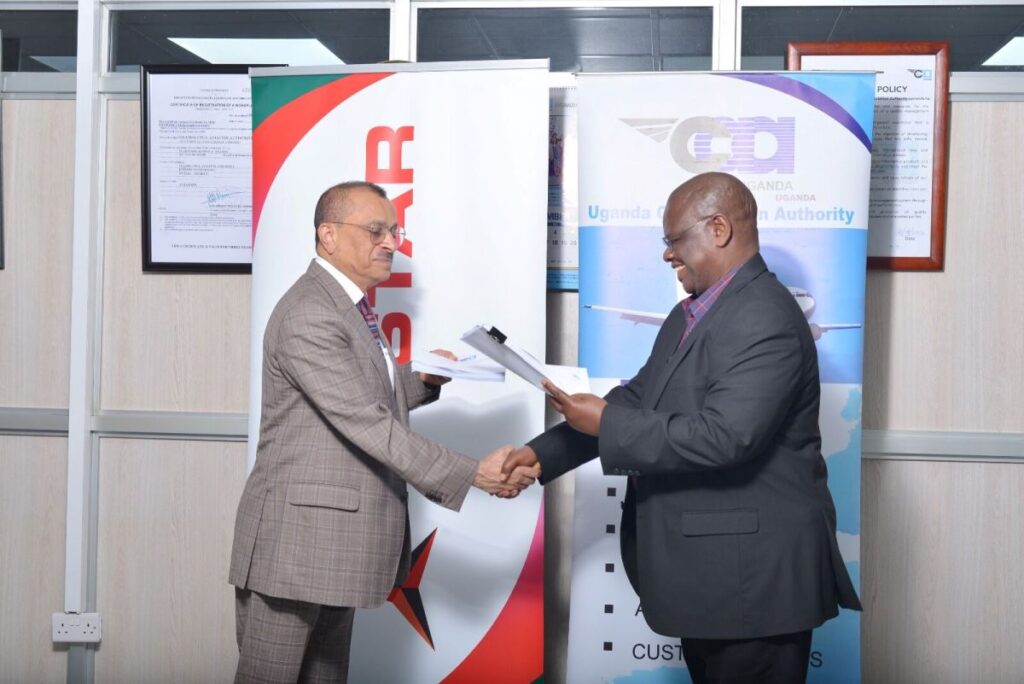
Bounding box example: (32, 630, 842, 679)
(863, 101, 1024, 432)
(0, 100, 74, 408)
(94, 438, 245, 683)
(0, 436, 68, 684)
(862, 458, 1024, 683)
(100, 100, 250, 412)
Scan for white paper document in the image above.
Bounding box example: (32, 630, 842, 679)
(410, 351, 505, 382)
(146, 71, 254, 265)
(460, 325, 549, 390)
(542, 364, 591, 395)
(460, 325, 591, 394)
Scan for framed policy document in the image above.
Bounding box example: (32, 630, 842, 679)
(141, 64, 256, 272)
(787, 42, 950, 271)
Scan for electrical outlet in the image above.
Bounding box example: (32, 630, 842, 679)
(52, 612, 102, 643)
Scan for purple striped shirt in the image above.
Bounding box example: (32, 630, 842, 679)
(679, 262, 745, 346)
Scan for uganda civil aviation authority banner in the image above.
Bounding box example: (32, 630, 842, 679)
(248, 62, 549, 683)
(571, 72, 874, 683)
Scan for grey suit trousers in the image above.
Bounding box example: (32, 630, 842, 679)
(235, 588, 355, 684)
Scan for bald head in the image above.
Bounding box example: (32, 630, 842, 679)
(314, 181, 387, 246)
(668, 172, 758, 248)
(661, 172, 759, 295)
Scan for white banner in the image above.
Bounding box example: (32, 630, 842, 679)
(249, 62, 549, 683)
(572, 72, 873, 683)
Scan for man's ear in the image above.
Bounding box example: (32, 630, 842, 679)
(711, 214, 733, 247)
(316, 223, 334, 252)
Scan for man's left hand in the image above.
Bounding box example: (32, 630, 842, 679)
(418, 348, 455, 386)
(542, 379, 607, 436)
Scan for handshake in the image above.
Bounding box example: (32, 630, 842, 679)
(469, 378, 610, 499)
(473, 445, 541, 499)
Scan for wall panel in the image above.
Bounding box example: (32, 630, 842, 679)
(0, 436, 68, 684)
(94, 438, 245, 683)
(0, 100, 74, 408)
(863, 101, 1024, 432)
(862, 458, 1024, 683)
(100, 100, 250, 412)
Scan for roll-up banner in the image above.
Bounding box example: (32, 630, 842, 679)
(248, 61, 549, 683)
(571, 72, 874, 683)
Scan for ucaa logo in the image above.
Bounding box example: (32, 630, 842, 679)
(622, 116, 795, 174)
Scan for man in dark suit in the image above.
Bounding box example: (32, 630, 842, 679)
(230, 181, 534, 683)
(503, 172, 861, 683)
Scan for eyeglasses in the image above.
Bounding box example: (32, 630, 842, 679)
(662, 215, 715, 249)
(326, 221, 406, 248)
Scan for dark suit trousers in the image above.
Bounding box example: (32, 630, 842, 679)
(681, 630, 813, 684)
(235, 588, 355, 684)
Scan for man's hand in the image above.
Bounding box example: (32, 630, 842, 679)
(418, 348, 456, 386)
(474, 445, 531, 498)
(494, 446, 541, 499)
(501, 446, 539, 479)
(542, 379, 607, 436)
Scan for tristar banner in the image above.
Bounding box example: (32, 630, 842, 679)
(570, 72, 874, 683)
(247, 61, 549, 683)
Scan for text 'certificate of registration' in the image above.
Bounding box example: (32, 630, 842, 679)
(146, 71, 253, 266)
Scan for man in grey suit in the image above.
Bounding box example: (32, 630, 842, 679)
(230, 181, 533, 683)
(504, 172, 860, 683)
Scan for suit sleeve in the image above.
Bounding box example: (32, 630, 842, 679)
(397, 364, 441, 410)
(274, 307, 476, 510)
(529, 325, 661, 484)
(599, 298, 808, 474)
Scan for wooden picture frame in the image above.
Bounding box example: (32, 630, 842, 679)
(787, 41, 950, 271)
(141, 64, 255, 273)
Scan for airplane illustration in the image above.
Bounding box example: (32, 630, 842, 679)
(586, 287, 860, 341)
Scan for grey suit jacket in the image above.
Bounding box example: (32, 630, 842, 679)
(229, 260, 477, 608)
(530, 254, 861, 640)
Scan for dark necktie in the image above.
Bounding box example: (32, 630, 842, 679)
(356, 297, 396, 399)
(356, 297, 385, 348)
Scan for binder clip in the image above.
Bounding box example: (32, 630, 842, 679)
(487, 326, 507, 344)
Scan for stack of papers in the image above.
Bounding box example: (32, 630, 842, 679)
(460, 325, 548, 389)
(410, 325, 592, 394)
(460, 325, 591, 394)
(410, 351, 506, 382)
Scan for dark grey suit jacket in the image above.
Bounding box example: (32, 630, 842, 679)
(530, 253, 861, 640)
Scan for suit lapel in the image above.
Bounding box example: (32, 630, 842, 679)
(388, 345, 410, 422)
(644, 318, 703, 410)
(343, 306, 395, 401)
(308, 261, 395, 403)
(643, 254, 768, 408)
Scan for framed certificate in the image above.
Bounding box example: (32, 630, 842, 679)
(787, 42, 950, 271)
(141, 64, 256, 273)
